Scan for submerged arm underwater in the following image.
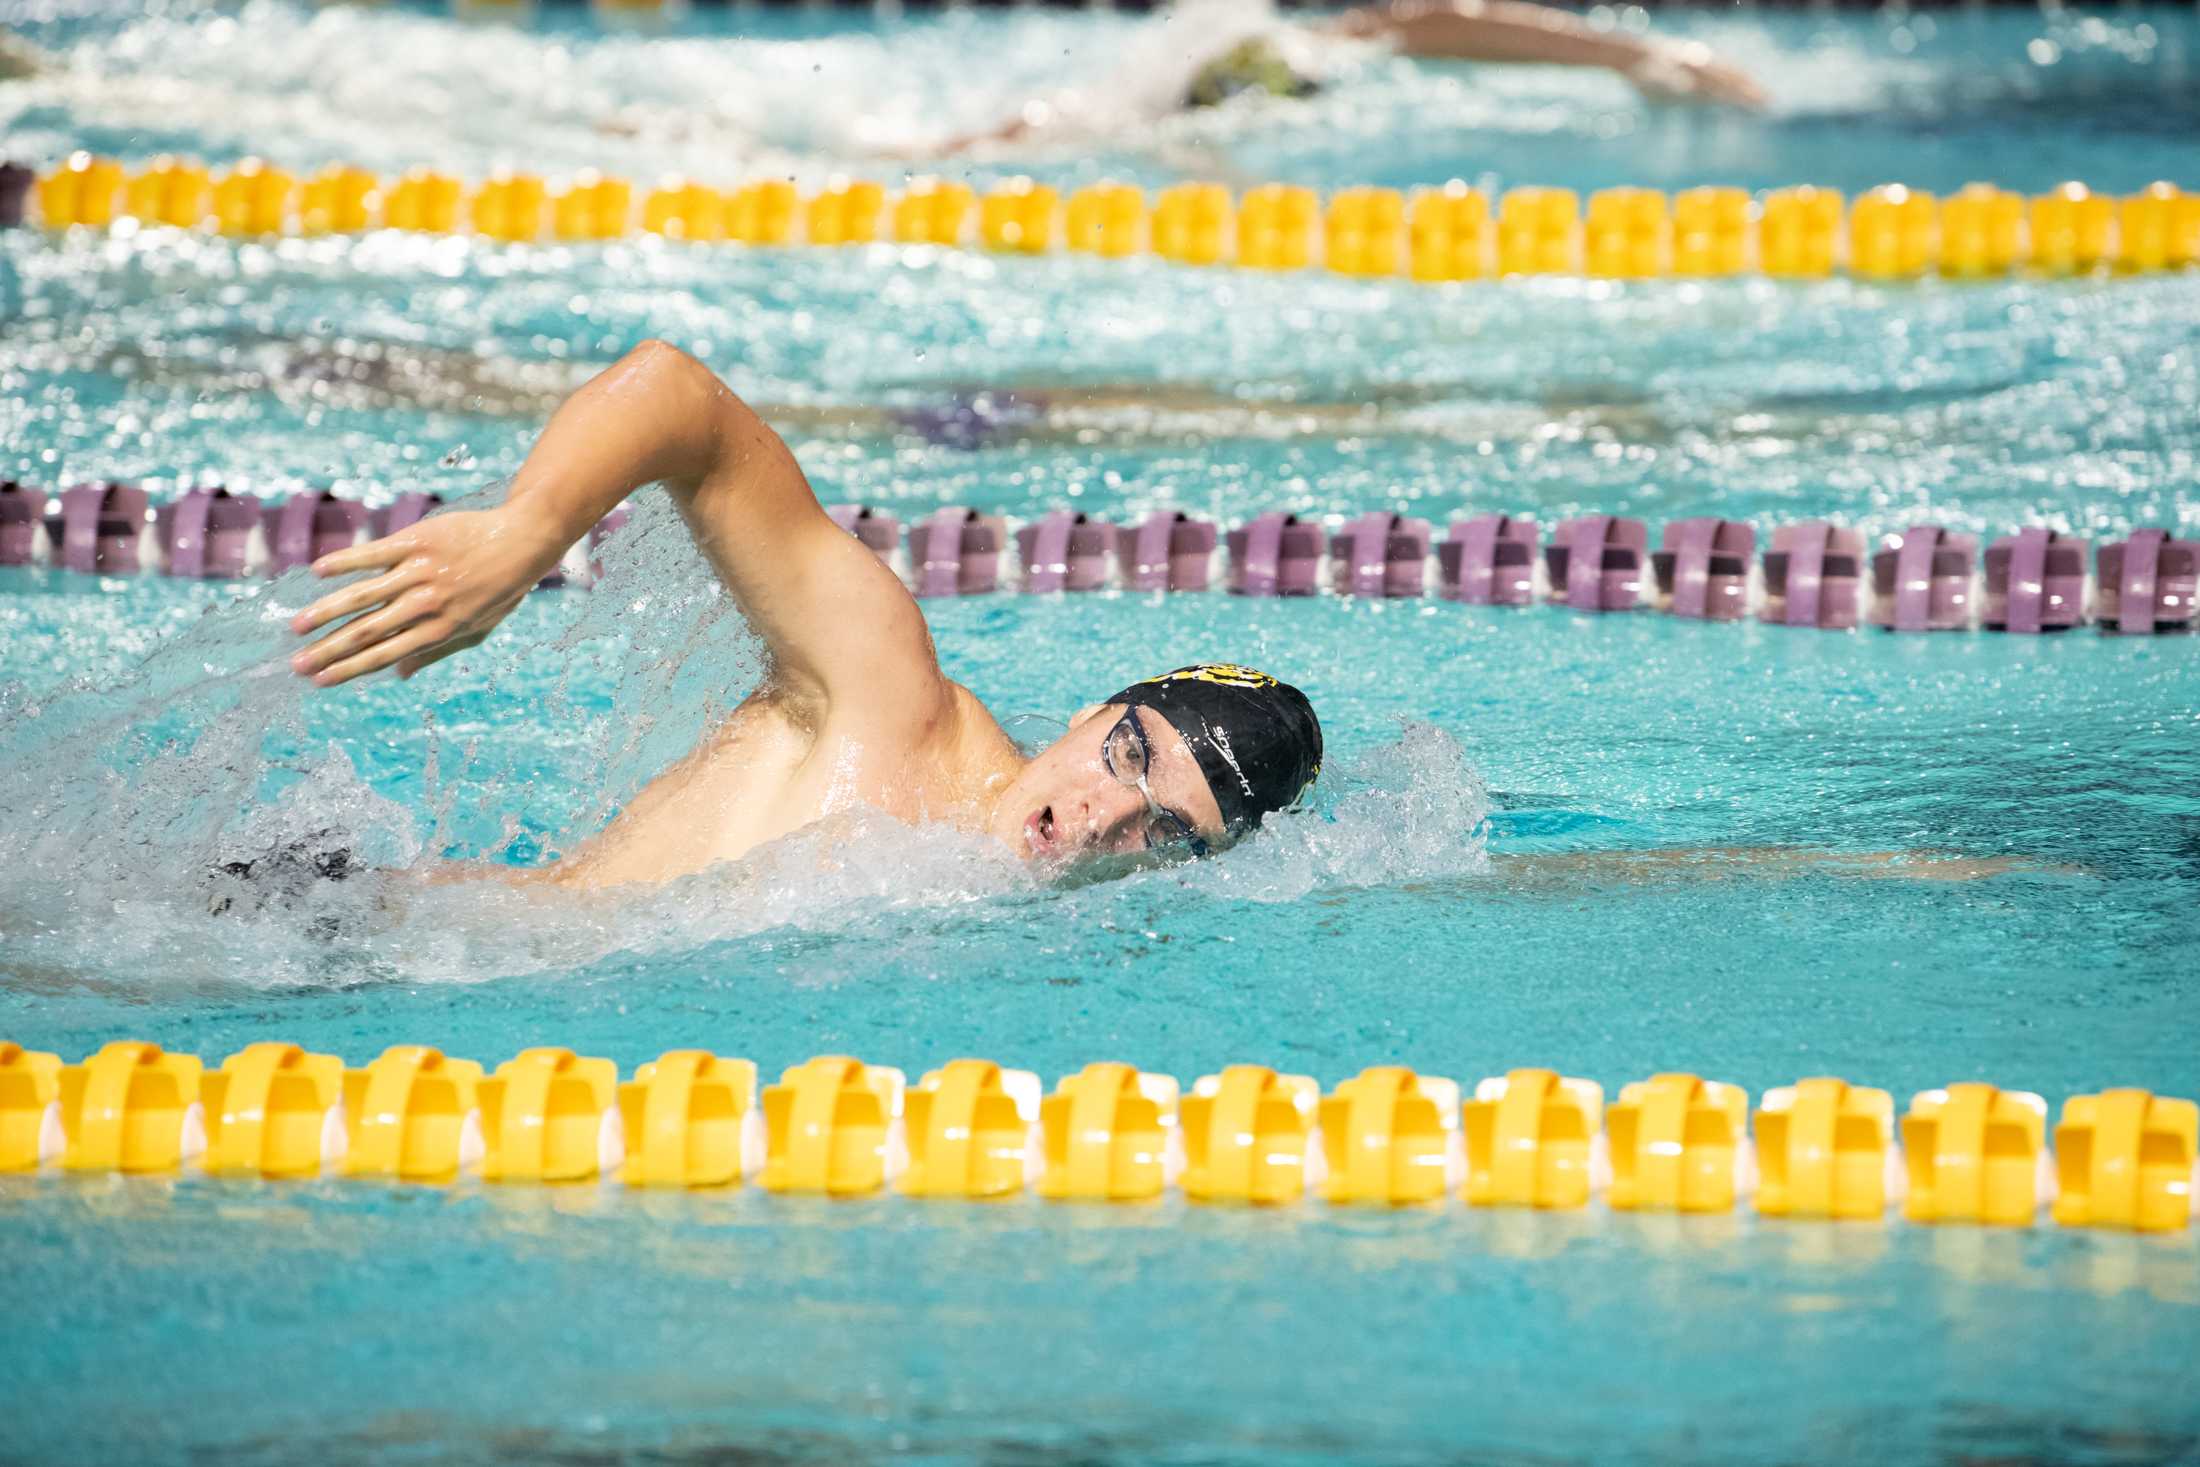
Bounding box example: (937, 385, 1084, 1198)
(1488, 847, 2070, 886)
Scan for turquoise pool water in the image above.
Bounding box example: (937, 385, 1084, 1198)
(4, 2, 2200, 1462)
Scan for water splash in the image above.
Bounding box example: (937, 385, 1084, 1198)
(1166, 719, 1490, 905)
(0, 489, 1496, 991)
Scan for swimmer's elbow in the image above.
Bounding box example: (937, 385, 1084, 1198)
(623, 338, 719, 404)
(615, 338, 756, 474)
(626, 337, 692, 372)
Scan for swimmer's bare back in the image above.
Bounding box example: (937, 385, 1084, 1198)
(289, 341, 1028, 889)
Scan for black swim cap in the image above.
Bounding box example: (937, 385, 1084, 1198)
(1105, 664, 1322, 838)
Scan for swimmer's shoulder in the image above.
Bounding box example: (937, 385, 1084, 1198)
(798, 669, 1002, 774)
(941, 680, 1025, 782)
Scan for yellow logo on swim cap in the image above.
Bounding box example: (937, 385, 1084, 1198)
(1141, 663, 1278, 690)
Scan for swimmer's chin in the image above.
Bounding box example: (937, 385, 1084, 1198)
(1009, 834, 1196, 888)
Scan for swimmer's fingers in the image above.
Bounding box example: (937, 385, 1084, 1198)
(311, 532, 415, 580)
(291, 567, 412, 636)
(292, 589, 437, 683)
(310, 619, 452, 689)
(396, 592, 524, 679)
(397, 629, 491, 680)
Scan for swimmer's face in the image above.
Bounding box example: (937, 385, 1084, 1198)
(990, 703, 1228, 872)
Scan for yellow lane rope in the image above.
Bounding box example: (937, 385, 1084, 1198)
(25, 153, 2200, 280)
(4, 1038, 2194, 1223)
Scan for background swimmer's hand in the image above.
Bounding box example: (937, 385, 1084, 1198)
(287, 506, 564, 687)
(1624, 43, 1769, 109)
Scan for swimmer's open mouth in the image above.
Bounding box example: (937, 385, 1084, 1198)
(1024, 804, 1063, 859)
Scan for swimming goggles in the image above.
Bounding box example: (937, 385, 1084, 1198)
(1101, 708, 1211, 859)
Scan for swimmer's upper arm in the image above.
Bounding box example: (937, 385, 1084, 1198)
(514, 340, 948, 724)
(292, 341, 944, 704)
(654, 345, 946, 721)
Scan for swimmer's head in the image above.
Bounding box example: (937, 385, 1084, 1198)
(1184, 37, 1321, 109)
(990, 663, 1322, 870)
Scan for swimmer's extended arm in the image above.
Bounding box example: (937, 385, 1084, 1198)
(291, 341, 948, 725)
(1323, 0, 1767, 108)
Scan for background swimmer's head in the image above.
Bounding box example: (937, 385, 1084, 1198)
(1184, 37, 1322, 109)
(988, 664, 1322, 871)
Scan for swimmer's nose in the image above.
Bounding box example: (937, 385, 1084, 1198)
(1085, 782, 1146, 849)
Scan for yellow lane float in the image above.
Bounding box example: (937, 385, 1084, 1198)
(1605, 1072, 1752, 1213)
(759, 1055, 906, 1196)
(901, 1058, 1043, 1200)
(1037, 1061, 1180, 1201)
(59, 1040, 204, 1173)
(1462, 1068, 1605, 1209)
(1754, 1077, 1898, 1219)
(616, 1051, 760, 1188)
(892, 177, 975, 247)
(1238, 183, 1317, 271)
(478, 1047, 623, 1184)
(551, 171, 632, 242)
(1672, 186, 1750, 276)
(1940, 183, 2023, 278)
(472, 171, 548, 244)
(0, 1042, 64, 1171)
(1180, 1064, 1322, 1204)
(2030, 180, 2115, 275)
(1319, 1065, 1462, 1205)
(1325, 186, 1406, 278)
(1496, 186, 1581, 275)
(980, 177, 1058, 255)
(1586, 186, 1671, 279)
(211, 159, 294, 237)
(34, 152, 125, 228)
(299, 163, 376, 235)
(340, 1045, 484, 1184)
(1900, 1083, 2050, 1225)
(1849, 184, 1938, 279)
(1408, 182, 1491, 282)
(201, 1042, 345, 1179)
(2052, 1089, 2198, 1232)
(1759, 186, 1843, 278)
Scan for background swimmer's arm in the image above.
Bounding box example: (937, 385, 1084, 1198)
(1322, 0, 1768, 108)
(291, 342, 949, 728)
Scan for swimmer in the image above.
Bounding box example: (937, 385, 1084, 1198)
(274, 343, 2055, 902)
(947, 0, 1767, 153)
(286, 340, 1321, 889)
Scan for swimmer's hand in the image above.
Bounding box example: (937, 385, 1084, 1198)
(288, 507, 564, 686)
(1623, 42, 1768, 109)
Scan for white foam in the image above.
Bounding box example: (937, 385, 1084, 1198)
(0, 486, 1492, 988)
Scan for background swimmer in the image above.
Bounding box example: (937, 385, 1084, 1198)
(947, 0, 1767, 153)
